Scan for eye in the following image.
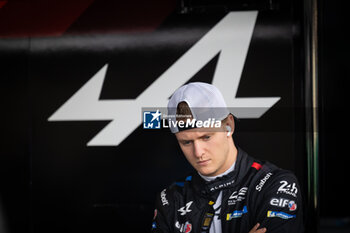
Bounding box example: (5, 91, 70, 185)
(181, 140, 192, 146)
(202, 135, 211, 141)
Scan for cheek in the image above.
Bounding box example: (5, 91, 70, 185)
(208, 137, 228, 158)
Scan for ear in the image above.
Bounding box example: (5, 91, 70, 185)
(225, 114, 235, 136)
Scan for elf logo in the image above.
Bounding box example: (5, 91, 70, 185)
(48, 11, 280, 146)
(270, 198, 297, 211)
(175, 221, 192, 233)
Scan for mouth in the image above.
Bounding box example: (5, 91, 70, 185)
(197, 159, 211, 166)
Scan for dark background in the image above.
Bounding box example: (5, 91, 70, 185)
(318, 0, 348, 231)
(0, 0, 348, 232)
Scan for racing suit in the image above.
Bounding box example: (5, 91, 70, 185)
(151, 147, 304, 233)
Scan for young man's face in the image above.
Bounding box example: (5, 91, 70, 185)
(175, 127, 233, 177)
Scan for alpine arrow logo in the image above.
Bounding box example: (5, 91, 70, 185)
(178, 201, 193, 216)
(48, 11, 280, 146)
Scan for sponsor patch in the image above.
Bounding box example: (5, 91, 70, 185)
(270, 198, 297, 211)
(228, 187, 248, 205)
(256, 172, 273, 191)
(277, 180, 298, 197)
(288, 200, 297, 211)
(267, 210, 296, 219)
(209, 180, 235, 192)
(178, 201, 193, 216)
(226, 206, 248, 220)
(153, 209, 158, 220)
(203, 213, 214, 227)
(175, 221, 192, 233)
(160, 189, 169, 206)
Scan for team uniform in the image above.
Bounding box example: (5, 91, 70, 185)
(151, 147, 304, 233)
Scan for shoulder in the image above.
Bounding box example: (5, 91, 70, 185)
(253, 161, 300, 196)
(155, 174, 193, 208)
(239, 149, 299, 191)
(247, 163, 304, 231)
(249, 162, 303, 219)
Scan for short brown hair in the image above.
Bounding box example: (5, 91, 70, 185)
(176, 102, 193, 118)
(176, 101, 229, 125)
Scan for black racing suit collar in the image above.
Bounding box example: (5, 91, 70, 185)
(191, 147, 255, 197)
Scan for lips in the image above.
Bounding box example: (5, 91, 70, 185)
(197, 159, 210, 166)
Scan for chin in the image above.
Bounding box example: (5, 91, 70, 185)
(198, 167, 216, 177)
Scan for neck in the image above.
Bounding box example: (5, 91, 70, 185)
(224, 140, 237, 173)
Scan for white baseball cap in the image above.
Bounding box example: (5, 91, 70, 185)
(167, 82, 230, 133)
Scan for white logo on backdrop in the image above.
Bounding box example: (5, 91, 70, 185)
(48, 11, 280, 146)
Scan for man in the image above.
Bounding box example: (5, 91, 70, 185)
(151, 82, 304, 233)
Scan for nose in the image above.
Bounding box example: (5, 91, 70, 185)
(193, 140, 205, 158)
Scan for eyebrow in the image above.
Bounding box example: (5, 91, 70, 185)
(199, 134, 211, 139)
(178, 133, 214, 142)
